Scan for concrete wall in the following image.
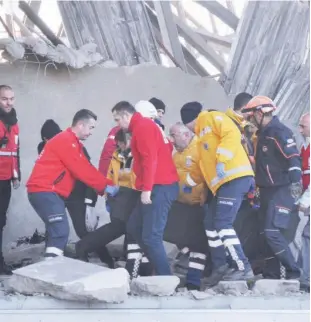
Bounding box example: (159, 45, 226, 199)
(1, 62, 230, 251)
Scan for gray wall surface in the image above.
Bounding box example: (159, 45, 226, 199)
(0, 62, 230, 252)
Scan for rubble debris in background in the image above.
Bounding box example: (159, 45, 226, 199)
(130, 276, 180, 296)
(0, 37, 108, 68)
(8, 257, 130, 303)
(214, 281, 249, 296)
(253, 279, 300, 296)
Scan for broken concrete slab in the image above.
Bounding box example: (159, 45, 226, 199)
(131, 276, 180, 296)
(253, 279, 300, 296)
(5, 243, 45, 266)
(215, 281, 249, 296)
(7, 257, 130, 303)
(189, 290, 213, 300)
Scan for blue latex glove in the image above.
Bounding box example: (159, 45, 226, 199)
(105, 203, 111, 213)
(216, 163, 226, 179)
(182, 185, 192, 194)
(105, 185, 119, 197)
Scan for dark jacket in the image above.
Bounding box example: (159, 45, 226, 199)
(255, 116, 301, 188)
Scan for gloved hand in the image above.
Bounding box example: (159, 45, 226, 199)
(216, 162, 226, 179)
(182, 185, 192, 194)
(105, 203, 111, 214)
(290, 182, 303, 201)
(247, 177, 256, 199)
(105, 185, 119, 197)
(85, 206, 99, 232)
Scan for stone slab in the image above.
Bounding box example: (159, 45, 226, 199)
(131, 276, 180, 296)
(253, 279, 300, 296)
(7, 257, 130, 303)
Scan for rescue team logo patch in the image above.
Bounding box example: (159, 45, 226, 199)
(185, 156, 192, 167)
(262, 146, 268, 152)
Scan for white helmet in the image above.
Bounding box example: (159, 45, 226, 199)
(135, 100, 158, 119)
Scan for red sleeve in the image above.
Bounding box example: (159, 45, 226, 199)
(98, 127, 119, 175)
(135, 125, 158, 191)
(54, 139, 113, 193)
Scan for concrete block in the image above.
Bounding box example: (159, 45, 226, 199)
(215, 281, 249, 296)
(5, 243, 45, 265)
(189, 290, 213, 300)
(253, 279, 300, 296)
(131, 276, 180, 296)
(7, 257, 130, 303)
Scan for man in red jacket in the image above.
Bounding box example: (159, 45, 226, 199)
(112, 101, 179, 276)
(0, 85, 20, 275)
(27, 109, 113, 259)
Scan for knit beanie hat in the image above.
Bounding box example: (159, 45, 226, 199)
(180, 102, 202, 124)
(135, 100, 158, 119)
(149, 97, 166, 113)
(40, 119, 61, 141)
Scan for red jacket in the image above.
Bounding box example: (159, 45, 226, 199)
(129, 113, 178, 191)
(27, 128, 112, 198)
(301, 143, 310, 191)
(0, 120, 20, 181)
(98, 126, 120, 176)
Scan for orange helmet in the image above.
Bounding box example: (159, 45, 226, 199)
(241, 96, 276, 117)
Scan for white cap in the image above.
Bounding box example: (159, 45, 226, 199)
(135, 100, 158, 119)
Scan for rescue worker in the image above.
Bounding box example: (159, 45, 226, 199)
(241, 96, 302, 279)
(149, 97, 166, 130)
(0, 85, 20, 275)
(112, 101, 179, 276)
(37, 119, 114, 267)
(27, 109, 114, 259)
(226, 92, 255, 162)
(298, 112, 310, 291)
(180, 102, 255, 285)
(167, 122, 210, 290)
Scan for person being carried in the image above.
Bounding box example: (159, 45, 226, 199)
(27, 109, 113, 259)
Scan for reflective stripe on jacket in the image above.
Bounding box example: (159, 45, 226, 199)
(0, 120, 20, 180)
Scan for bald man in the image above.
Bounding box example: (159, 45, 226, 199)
(298, 113, 310, 292)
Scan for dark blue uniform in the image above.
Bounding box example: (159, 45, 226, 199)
(256, 116, 301, 279)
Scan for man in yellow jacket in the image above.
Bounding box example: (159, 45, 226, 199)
(165, 122, 210, 290)
(180, 101, 255, 285)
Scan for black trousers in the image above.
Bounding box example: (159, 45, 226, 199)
(0, 180, 11, 257)
(66, 201, 113, 263)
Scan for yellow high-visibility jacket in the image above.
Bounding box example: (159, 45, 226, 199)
(107, 150, 135, 188)
(186, 111, 254, 195)
(173, 136, 206, 205)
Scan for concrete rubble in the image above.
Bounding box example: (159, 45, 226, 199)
(214, 281, 249, 296)
(252, 279, 300, 296)
(7, 257, 130, 303)
(130, 276, 180, 296)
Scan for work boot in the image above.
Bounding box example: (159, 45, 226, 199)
(222, 267, 254, 281)
(205, 264, 229, 288)
(0, 258, 12, 275)
(96, 247, 115, 269)
(185, 282, 200, 291)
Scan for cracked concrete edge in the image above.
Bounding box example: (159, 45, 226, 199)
(0, 294, 309, 310)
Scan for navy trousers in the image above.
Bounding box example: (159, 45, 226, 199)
(259, 186, 300, 278)
(28, 192, 69, 257)
(127, 183, 179, 276)
(204, 176, 253, 271)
